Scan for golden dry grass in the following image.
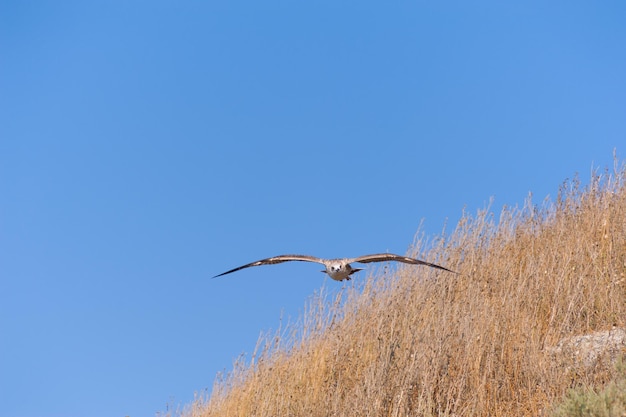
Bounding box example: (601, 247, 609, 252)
(186, 159, 626, 417)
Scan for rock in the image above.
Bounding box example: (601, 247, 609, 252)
(548, 328, 626, 368)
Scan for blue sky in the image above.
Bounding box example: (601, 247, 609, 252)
(1, 1, 624, 416)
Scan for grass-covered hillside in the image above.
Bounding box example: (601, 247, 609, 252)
(185, 161, 626, 416)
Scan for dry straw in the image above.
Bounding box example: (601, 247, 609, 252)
(187, 158, 626, 417)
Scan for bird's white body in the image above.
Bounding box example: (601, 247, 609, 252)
(322, 260, 363, 281)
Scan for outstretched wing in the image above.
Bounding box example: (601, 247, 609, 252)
(352, 253, 456, 273)
(213, 254, 325, 278)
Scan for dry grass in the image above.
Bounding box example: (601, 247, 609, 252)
(186, 159, 626, 417)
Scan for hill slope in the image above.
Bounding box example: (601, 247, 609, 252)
(188, 162, 626, 416)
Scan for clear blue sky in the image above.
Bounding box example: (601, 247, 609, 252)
(1, 1, 624, 416)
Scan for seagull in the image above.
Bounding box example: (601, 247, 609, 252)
(213, 253, 456, 281)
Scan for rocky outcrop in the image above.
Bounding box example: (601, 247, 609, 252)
(548, 328, 626, 368)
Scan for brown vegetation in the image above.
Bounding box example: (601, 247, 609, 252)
(187, 160, 626, 416)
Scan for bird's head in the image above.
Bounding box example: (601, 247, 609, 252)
(321, 263, 343, 274)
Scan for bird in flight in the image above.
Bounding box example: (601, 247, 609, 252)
(213, 253, 456, 281)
